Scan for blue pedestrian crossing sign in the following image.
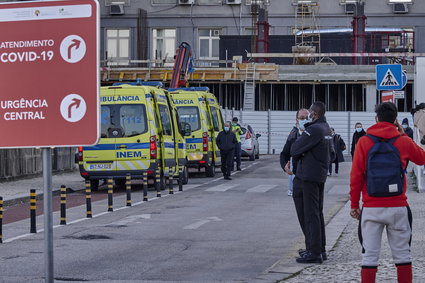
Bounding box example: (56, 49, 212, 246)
(376, 64, 403, 91)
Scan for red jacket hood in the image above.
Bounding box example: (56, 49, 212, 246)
(365, 122, 401, 139)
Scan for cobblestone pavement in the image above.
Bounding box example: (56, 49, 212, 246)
(283, 173, 425, 283)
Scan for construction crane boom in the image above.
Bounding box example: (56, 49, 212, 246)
(170, 42, 193, 89)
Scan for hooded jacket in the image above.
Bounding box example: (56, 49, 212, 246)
(350, 122, 425, 209)
(290, 116, 334, 183)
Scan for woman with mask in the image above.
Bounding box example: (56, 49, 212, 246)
(351, 122, 366, 158)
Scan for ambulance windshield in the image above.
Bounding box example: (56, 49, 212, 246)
(177, 106, 201, 132)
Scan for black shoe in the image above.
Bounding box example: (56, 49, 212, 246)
(237, 167, 241, 171)
(321, 252, 327, 261)
(296, 251, 323, 264)
(298, 249, 307, 256)
(224, 176, 232, 180)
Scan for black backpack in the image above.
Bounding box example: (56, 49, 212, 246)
(366, 134, 404, 197)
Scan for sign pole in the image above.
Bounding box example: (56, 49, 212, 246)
(42, 148, 54, 283)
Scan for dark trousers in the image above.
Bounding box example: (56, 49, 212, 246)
(329, 161, 339, 174)
(234, 142, 241, 169)
(293, 177, 326, 256)
(221, 149, 234, 177)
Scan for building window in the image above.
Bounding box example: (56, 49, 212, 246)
(198, 29, 221, 66)
(153, 28, 176, 67)
(106, 29, 130, 65)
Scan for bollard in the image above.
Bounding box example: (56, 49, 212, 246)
(60, 185, 67, 225)
(85, 180, 92, 218)
(126, 174, 131, 207)
(0, 196, 3, 243)
(168, 168, 174, 195)
(107, 178, 113, 212)
(30, 189, 37, 233)
(155, 169, 161, 197)
(178, 167, 183, 192)
(143, 171, 148, 201)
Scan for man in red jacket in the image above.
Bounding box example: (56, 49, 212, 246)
(350, 102, 425, 283)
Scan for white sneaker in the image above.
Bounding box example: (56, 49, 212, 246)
(287, 190, 293, 196)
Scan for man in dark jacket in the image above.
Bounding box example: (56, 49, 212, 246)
(290, 101, 334, 264)
(401, 118, 414, 140)
(351, 122, 366, 157)
(280, 109, 309, 194)
(216, 122, 237, 180)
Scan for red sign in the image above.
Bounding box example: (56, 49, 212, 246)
(382, 90, 395, 103)
(0, 0, 99, 148)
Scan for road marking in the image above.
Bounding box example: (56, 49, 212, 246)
(246, 184, 277, 193)
(108, 214, 151, 226)
(183, 216, 222, 230)
(206, 184, 238, 192)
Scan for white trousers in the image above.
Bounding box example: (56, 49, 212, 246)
(359, 206, 412, 267)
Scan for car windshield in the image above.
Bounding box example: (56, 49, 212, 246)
(177, 106, 201, 132)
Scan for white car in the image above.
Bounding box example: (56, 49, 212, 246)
(240, 124, 261, 161)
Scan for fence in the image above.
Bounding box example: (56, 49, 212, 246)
(222, 108, 413, 155)
(0, 148, 76, 180)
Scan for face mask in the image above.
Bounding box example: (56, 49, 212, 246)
(298, 119, 308, 130)
(402, 124, 408, 129)
(224, 127, 230, 132)
(356, 128, 363, 133)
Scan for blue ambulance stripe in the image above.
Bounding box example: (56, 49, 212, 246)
(164, 142, 175, 148)
(186, 138, 202, 143)
(83, 143, 150, 151)
(178, 143, 185, 149)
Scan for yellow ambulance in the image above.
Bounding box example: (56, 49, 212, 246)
(77, 81, 190, 190)
(169, 87, 224, 177)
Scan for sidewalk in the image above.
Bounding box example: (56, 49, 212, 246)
(0, 170, 85, 204)
(279, 171, 425, 283)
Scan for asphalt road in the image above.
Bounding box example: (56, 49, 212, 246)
(0, 155, 350, 282)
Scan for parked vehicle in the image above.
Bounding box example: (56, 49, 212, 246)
(77, 81, 190, 190)
(240, 124, 261, 161)
(170, 87, 224, 177)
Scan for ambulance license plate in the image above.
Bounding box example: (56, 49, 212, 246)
(89, 163, 112, 170)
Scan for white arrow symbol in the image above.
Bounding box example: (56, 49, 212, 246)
(183, 216, 222, 230)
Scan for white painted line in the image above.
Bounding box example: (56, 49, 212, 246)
(183, 216, 222, 230)
(3, 233, 33, 243)
(108, 214, 151, 226)
(246, 184, 277, 193)
(68, 218, 90, 224)
(206, 184, 238, 192)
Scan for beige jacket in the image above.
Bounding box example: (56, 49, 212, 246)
(414, 109, 425, 149)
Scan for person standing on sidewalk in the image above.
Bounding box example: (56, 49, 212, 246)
(351, 122, 366, 158)
(232, 117, 243, 171)
(280, 108, 309, 197)
(216, 122, 237, 180)
(401, 118, 413, 140)
(350, 102, 425, 283)
(328, 128, 346, 177)
(291, 101, 334, 264)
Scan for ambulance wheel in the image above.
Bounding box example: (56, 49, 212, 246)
(205, 164, 216, 177)
(90, 179, 99, 191)
(182, 166, 189, 185)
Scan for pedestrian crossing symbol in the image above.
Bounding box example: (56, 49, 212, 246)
(379, 69, 400, 87)
(376, 64, 403, 91)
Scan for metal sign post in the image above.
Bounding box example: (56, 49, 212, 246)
(42, 148, 53, 283)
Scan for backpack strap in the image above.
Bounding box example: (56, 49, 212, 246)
(366, 134, 400, 144)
